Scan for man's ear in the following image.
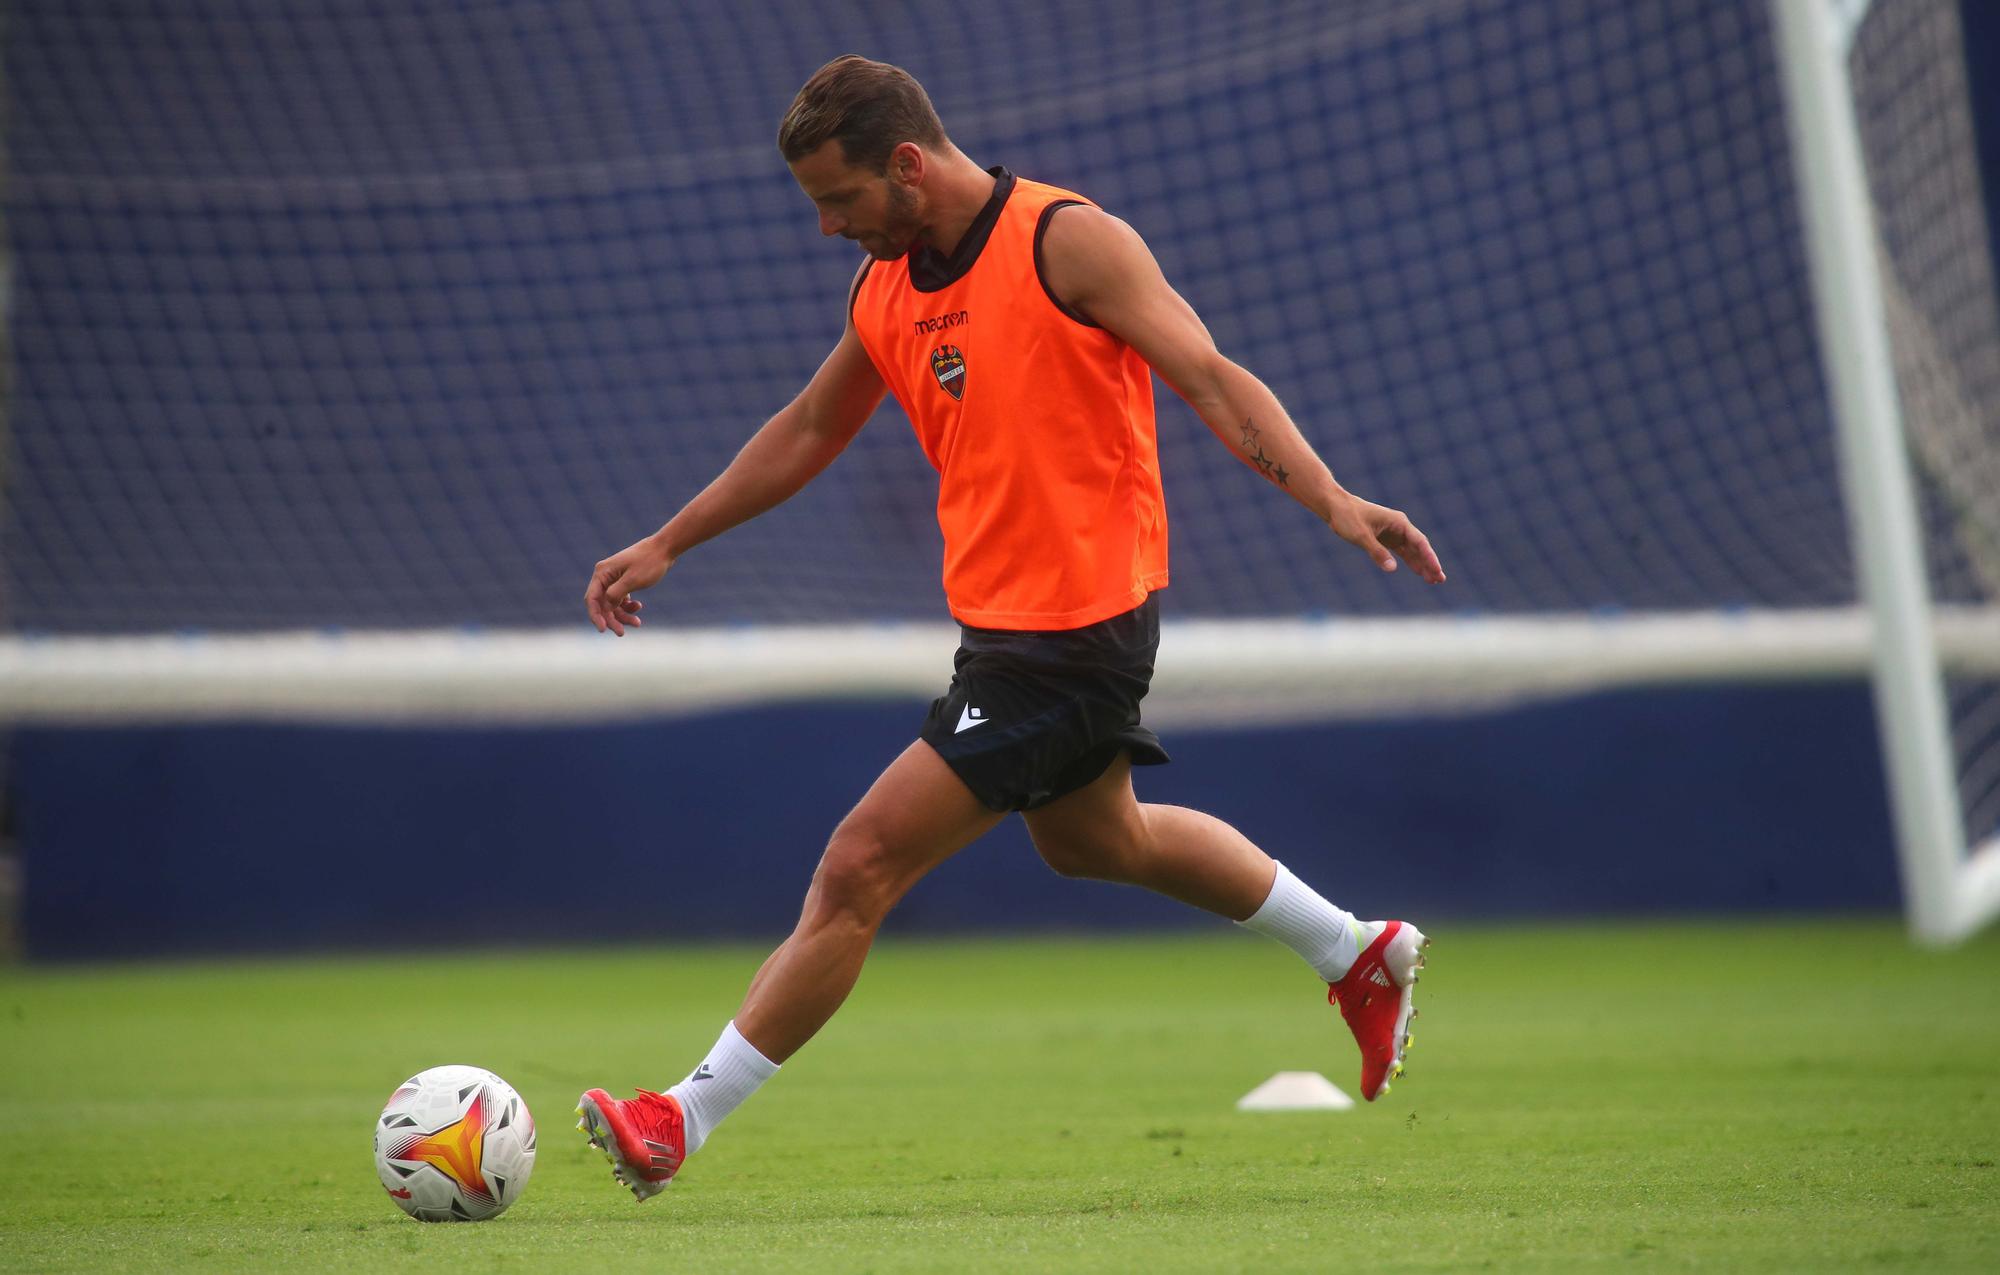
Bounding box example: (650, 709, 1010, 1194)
(889, 141, 926, 186)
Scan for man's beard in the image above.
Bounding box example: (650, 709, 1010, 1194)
(869, 182, 923, 260)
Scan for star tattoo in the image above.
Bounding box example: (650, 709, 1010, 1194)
(1272, 462, 1290, 487)
(1252, 447, 1276, 477)
(1239, 418, 1261, 450)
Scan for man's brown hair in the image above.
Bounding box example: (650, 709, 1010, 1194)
(778, 55, 947, 172)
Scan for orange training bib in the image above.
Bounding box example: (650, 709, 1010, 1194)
(850, 170, 1169, 630)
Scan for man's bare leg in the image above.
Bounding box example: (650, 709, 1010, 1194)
(1021, 752, 1427, 1102)
(1020, 753, 1277, 921)
(1021, 753, 1378, 975)
(580, 740, 1000, 1197)
(733, 740, 1002, 1061)
(654, 742, 999, 1159)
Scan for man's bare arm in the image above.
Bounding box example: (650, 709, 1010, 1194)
(655, 319, 886, 560)
(1039, 205, 1444, 584)
(584, 300, 887, 634)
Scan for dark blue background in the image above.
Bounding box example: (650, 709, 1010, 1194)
(9, 1, 1993, 957)
(16, 684, 1897, 960)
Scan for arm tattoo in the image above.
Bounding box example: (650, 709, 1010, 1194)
(1240, 418, 1290, 487)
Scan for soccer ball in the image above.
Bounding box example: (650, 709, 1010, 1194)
(374, 1065, 536, 1221)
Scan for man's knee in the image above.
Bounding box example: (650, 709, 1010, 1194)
(806, 823, 901, 926)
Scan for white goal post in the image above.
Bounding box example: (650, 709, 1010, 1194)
(1771, 0, 2000, 944)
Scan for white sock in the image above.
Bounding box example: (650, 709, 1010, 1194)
(1237, 861, 1374, 982)
(666, 1020, 779, 1155)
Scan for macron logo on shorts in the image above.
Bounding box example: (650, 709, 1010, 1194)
(955, 705, 988, 734)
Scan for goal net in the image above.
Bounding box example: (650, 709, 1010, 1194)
(3, 0, 1997, 934)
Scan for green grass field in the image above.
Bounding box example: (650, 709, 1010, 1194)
(2, 920, 1997, 1272)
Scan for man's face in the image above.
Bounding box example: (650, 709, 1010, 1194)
(789, 139, 925, 261)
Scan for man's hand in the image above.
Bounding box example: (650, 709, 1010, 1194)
(585, 534, 672, 635)
(1327, 493, 1447, 584)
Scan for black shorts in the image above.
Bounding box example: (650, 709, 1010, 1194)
(920, 593, 1171, 812)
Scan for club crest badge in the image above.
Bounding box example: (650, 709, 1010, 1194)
(930, 344, 966, 400)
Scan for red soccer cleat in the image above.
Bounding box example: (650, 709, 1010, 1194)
(1328, 920, 1429, 1101)
(575, 1087, 686, 1201)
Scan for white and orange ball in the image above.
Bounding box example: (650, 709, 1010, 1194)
(374, 1065, 536, 1221)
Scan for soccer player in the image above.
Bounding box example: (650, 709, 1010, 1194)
(575, 56, 1446, 1200)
